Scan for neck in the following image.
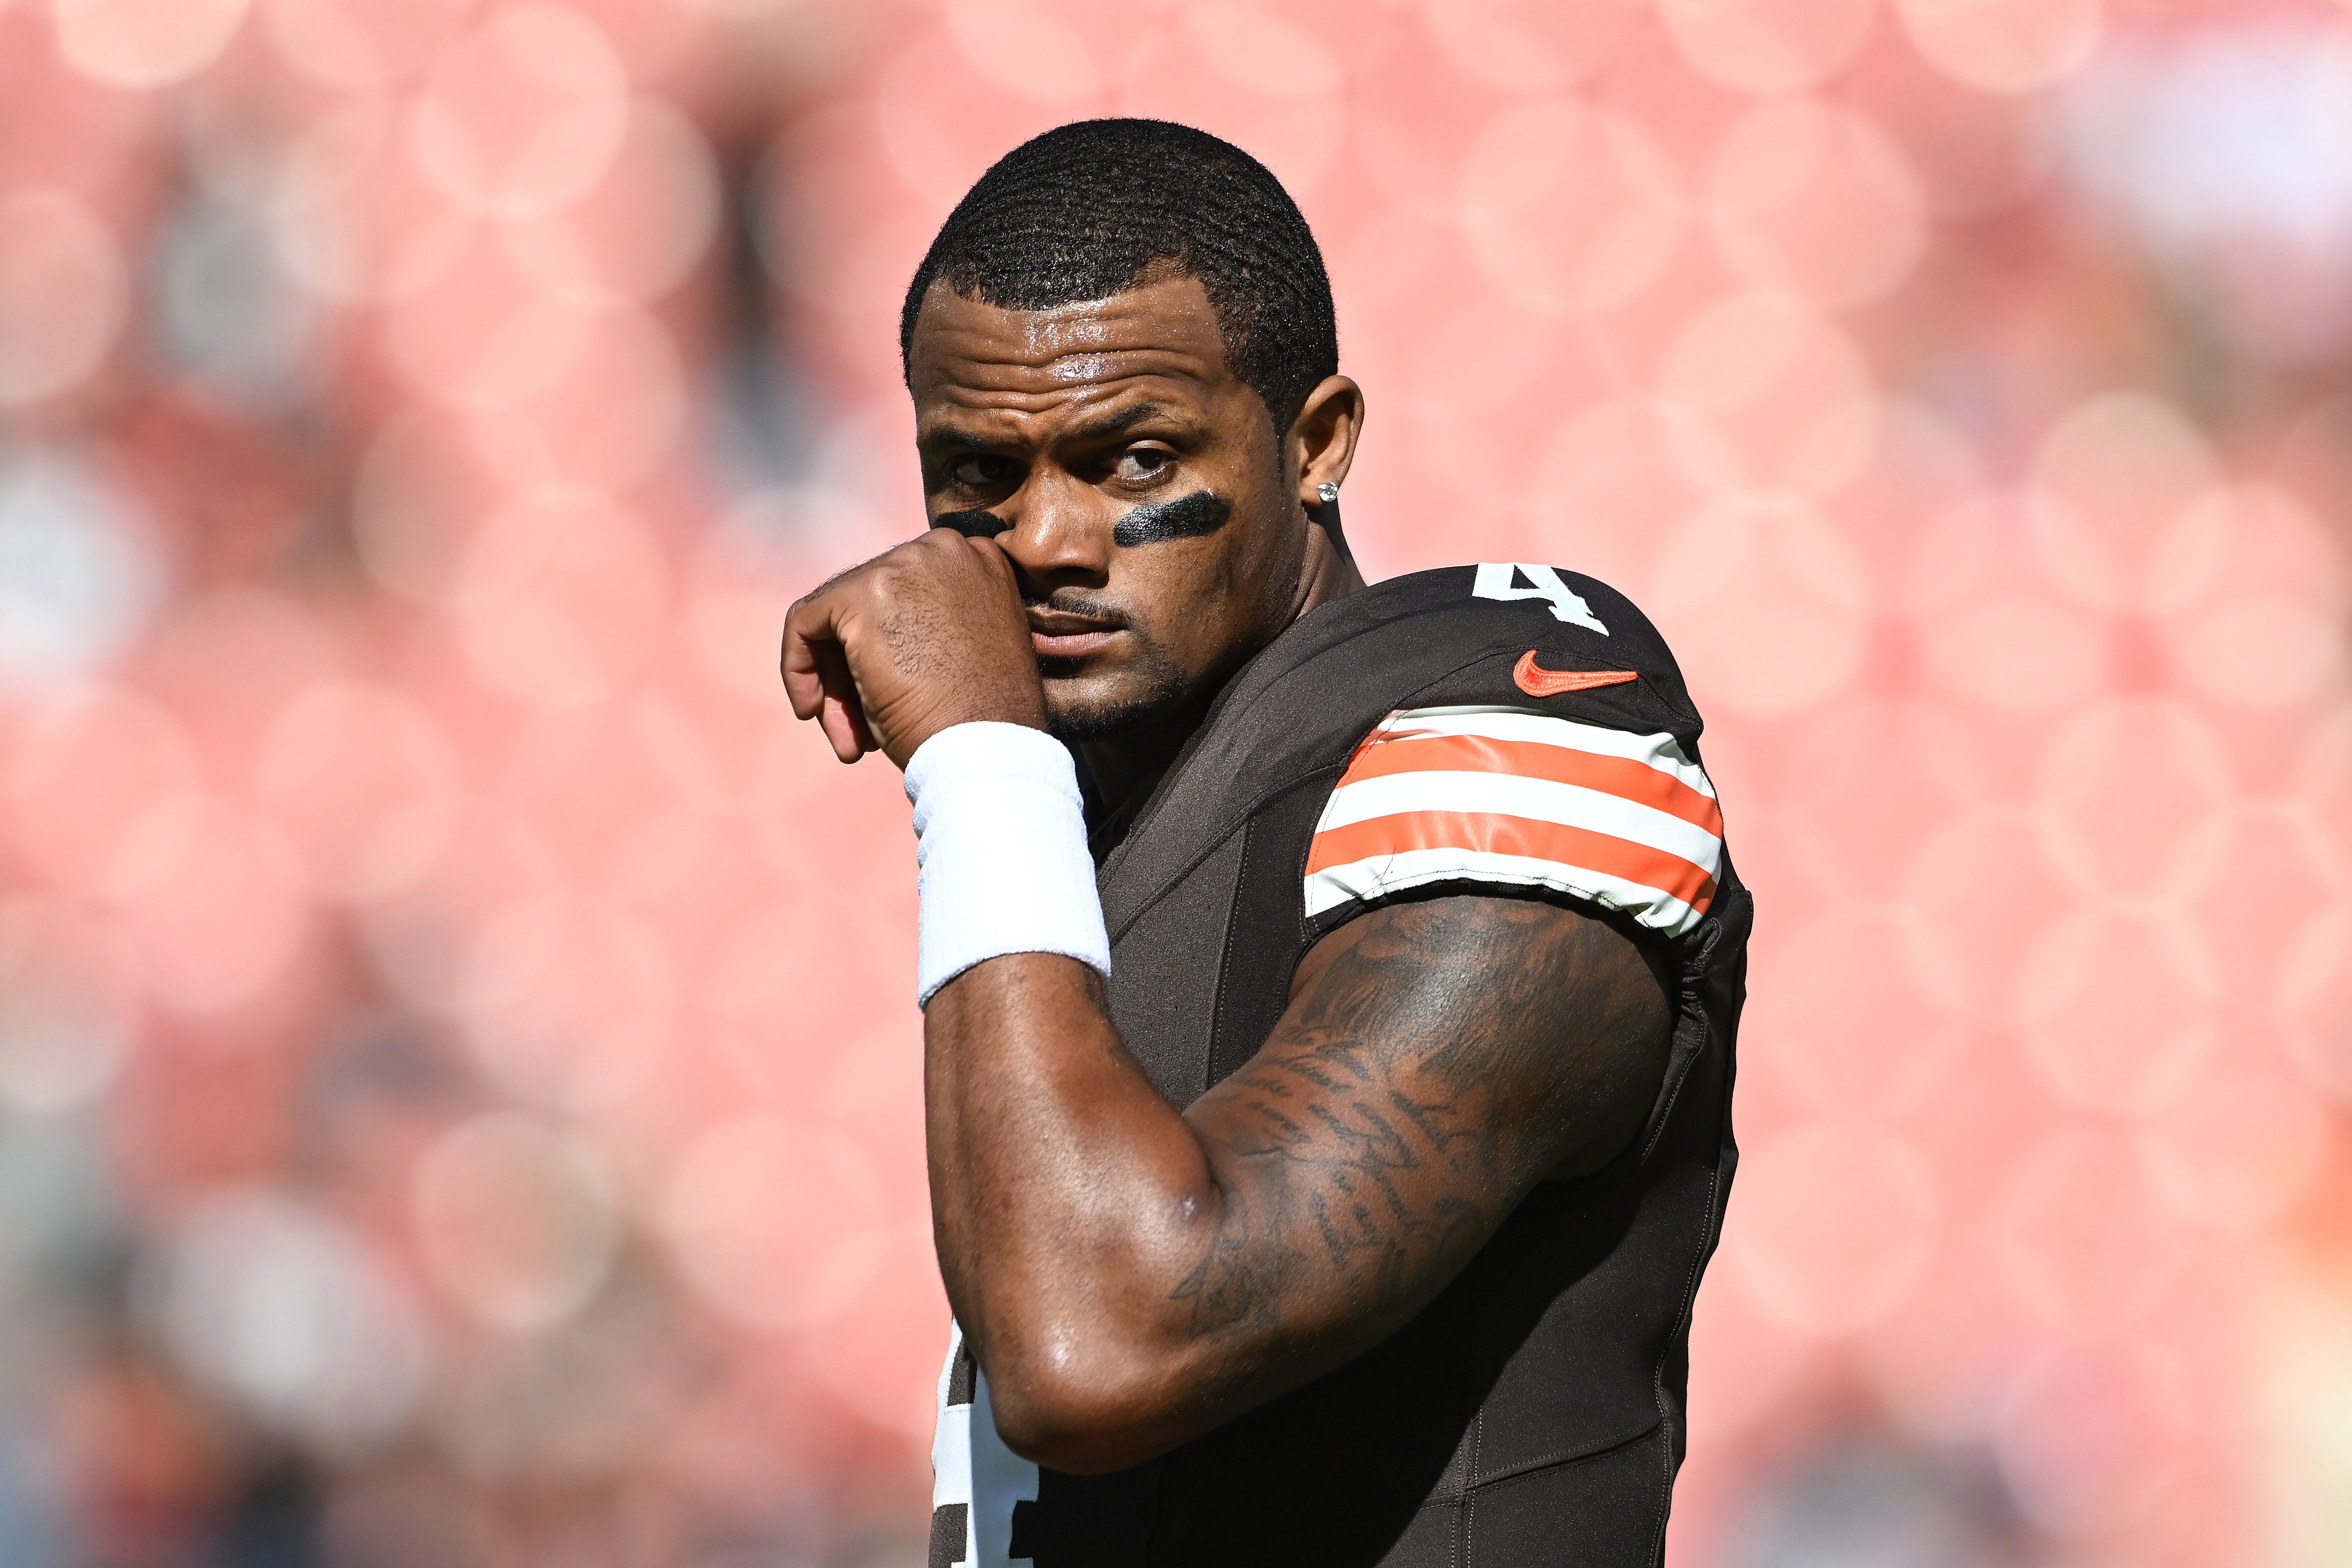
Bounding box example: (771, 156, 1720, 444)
(1079, 515, 1364, 818)
(1075, 685, 1216, 818)
(1292, 507, 1366, 619)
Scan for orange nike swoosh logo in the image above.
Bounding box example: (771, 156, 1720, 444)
(1514, 651, 1639, 697)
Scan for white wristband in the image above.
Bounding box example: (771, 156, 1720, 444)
(904, 721, 1111, 1008)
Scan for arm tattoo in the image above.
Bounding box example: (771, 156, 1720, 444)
(1176, 896, 1672, 1341)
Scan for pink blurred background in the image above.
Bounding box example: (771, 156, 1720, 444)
(3, 0, 2351, 1563)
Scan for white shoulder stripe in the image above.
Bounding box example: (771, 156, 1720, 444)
(1367, 706, 1715, 798)
(1304, 847, 1706, 936)
(1316, 770, 1723, 874)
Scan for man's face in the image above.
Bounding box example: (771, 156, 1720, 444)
(905, 273, 1307, 742)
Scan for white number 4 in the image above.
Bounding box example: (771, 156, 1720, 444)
(1472, 563, 1610, 635)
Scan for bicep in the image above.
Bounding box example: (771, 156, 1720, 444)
(1180, 893, 1674, 1344)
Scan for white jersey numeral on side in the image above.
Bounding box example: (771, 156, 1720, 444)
(933, 1322, 1039, 1568)
(1472, 562, 1610, 635)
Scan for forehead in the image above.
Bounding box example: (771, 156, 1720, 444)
(906, 273, 1239, 419)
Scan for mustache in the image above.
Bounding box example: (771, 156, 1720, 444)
(1021, 590, 1129, 627)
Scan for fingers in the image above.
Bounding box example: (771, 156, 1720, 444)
(778, 606, 828, 721)
(956, 531, 1025, 606)
(780, 589, 873, 762)
(778, 533, 1040, 768)
(814, 640, 873, 762)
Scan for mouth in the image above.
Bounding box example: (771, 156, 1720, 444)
(1027, 609, 1124, 660)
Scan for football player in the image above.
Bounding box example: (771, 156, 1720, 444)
(782, 120, 1749, 1568)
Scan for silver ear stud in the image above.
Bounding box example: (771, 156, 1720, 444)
(1316, 482, 1339, 505)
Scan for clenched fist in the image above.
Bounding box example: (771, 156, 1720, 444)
(780, 528, 1048, 767)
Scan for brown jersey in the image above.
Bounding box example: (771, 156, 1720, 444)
(931, 564, 1749, 1568)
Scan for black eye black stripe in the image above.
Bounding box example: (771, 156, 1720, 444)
(1113, 490, 1230, 547)
(932, 491, 1233, 545)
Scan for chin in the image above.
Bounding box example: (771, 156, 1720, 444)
(1044, 693, 1157, 745)
(1039, 636, 1197, 744)
(1043, 673, 1188, 745)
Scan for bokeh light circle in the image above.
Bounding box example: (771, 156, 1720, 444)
(10, 684, 202, 900)
(1527, 397, 1709, 593)
(1921, 591, 2109, 715)
(1648, 497, 1869, 718)
(451, 486, 671, 708)
(114, 798, 311, 1017)
(1684, 1291, 1811, 1443)
(263, 0, 472, 92)
(454, 893, 676, 1110)
(660, 1113, 887, 1335)
(1903, 805, 2078, 1021)
(1656, 290, 1882, 498)
(1460, 100, 1685, 320)
(274, 99, 472, 305)
(254, 682, 460, 903)
(2136, 1051, 2329, 1231)
(2035, 695, 2233, 898)
(1720, 1118, 1939, 1336)
(1704, 97, 1929, 310)
(1115, 7, 1347, 200)
(501, 100, 722, 304)
(0, 447, 158, 691)
(1896, 0, 2104, 95)
(1661, 0, 1877, 99)
(0, 189, 130, 407)
(944, 2, 1103, 107)
(1993, 1126, 2187, 1333)
(0, 898, 137, 1114)
(412, 5, 632, 221)
(1746, 906, 1965, 1116)
(54, 0, 250, 90)
(142, 1187, 430, 1452)
(1994, 1341, 2187, 1535)
(804, 1220, 950, 1439)
(2019, 907, 2217, 1114)
(411, 1112, 622, 1331)
(2149, 483, 2344, 620)
(2171, 594, 2343, 710)
(2032, 393, 2216, 614)
(466, 310, 691, 492)
(2276, 901, 2352, 1102)
(1420, 0, 1647, 94)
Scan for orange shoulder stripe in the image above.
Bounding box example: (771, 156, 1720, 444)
(1337, 732, 1724, 836)
(1305, 809, 1717, 913)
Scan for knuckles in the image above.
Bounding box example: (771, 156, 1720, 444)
(813, 532, 1014, 620)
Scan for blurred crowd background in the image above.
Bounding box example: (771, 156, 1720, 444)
(2, 0, 2350, 1563)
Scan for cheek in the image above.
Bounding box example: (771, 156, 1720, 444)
(1107, 541, 1250, 661)
(1125, 542, 1229, 622)
(1105, 459, 1297, 667)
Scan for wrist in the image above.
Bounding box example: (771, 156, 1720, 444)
(883, 685, 1049, 771)
(896, 703, 1048, 766)
(905, 722, 1110, 1007)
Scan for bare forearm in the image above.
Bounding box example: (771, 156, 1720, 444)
(921, 902, 1674, 1473)
(924, 953, 1232, 1461)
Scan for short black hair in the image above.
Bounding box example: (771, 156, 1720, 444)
(899, 119, 1338, 433)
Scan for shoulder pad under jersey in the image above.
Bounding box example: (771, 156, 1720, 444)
(1245, 562, 1703, 747)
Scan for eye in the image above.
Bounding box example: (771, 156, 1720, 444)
(948, 454, 1014, 488)
(1114, 446, 1174, 482)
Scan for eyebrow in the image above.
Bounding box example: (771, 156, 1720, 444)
(1070, 401, 1176, 441)
(920, 401, 1183, 454)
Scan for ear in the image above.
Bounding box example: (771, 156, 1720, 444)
(1288, 375, 1364, 511)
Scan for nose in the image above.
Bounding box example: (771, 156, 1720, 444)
(995, 467, 1113, 591)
